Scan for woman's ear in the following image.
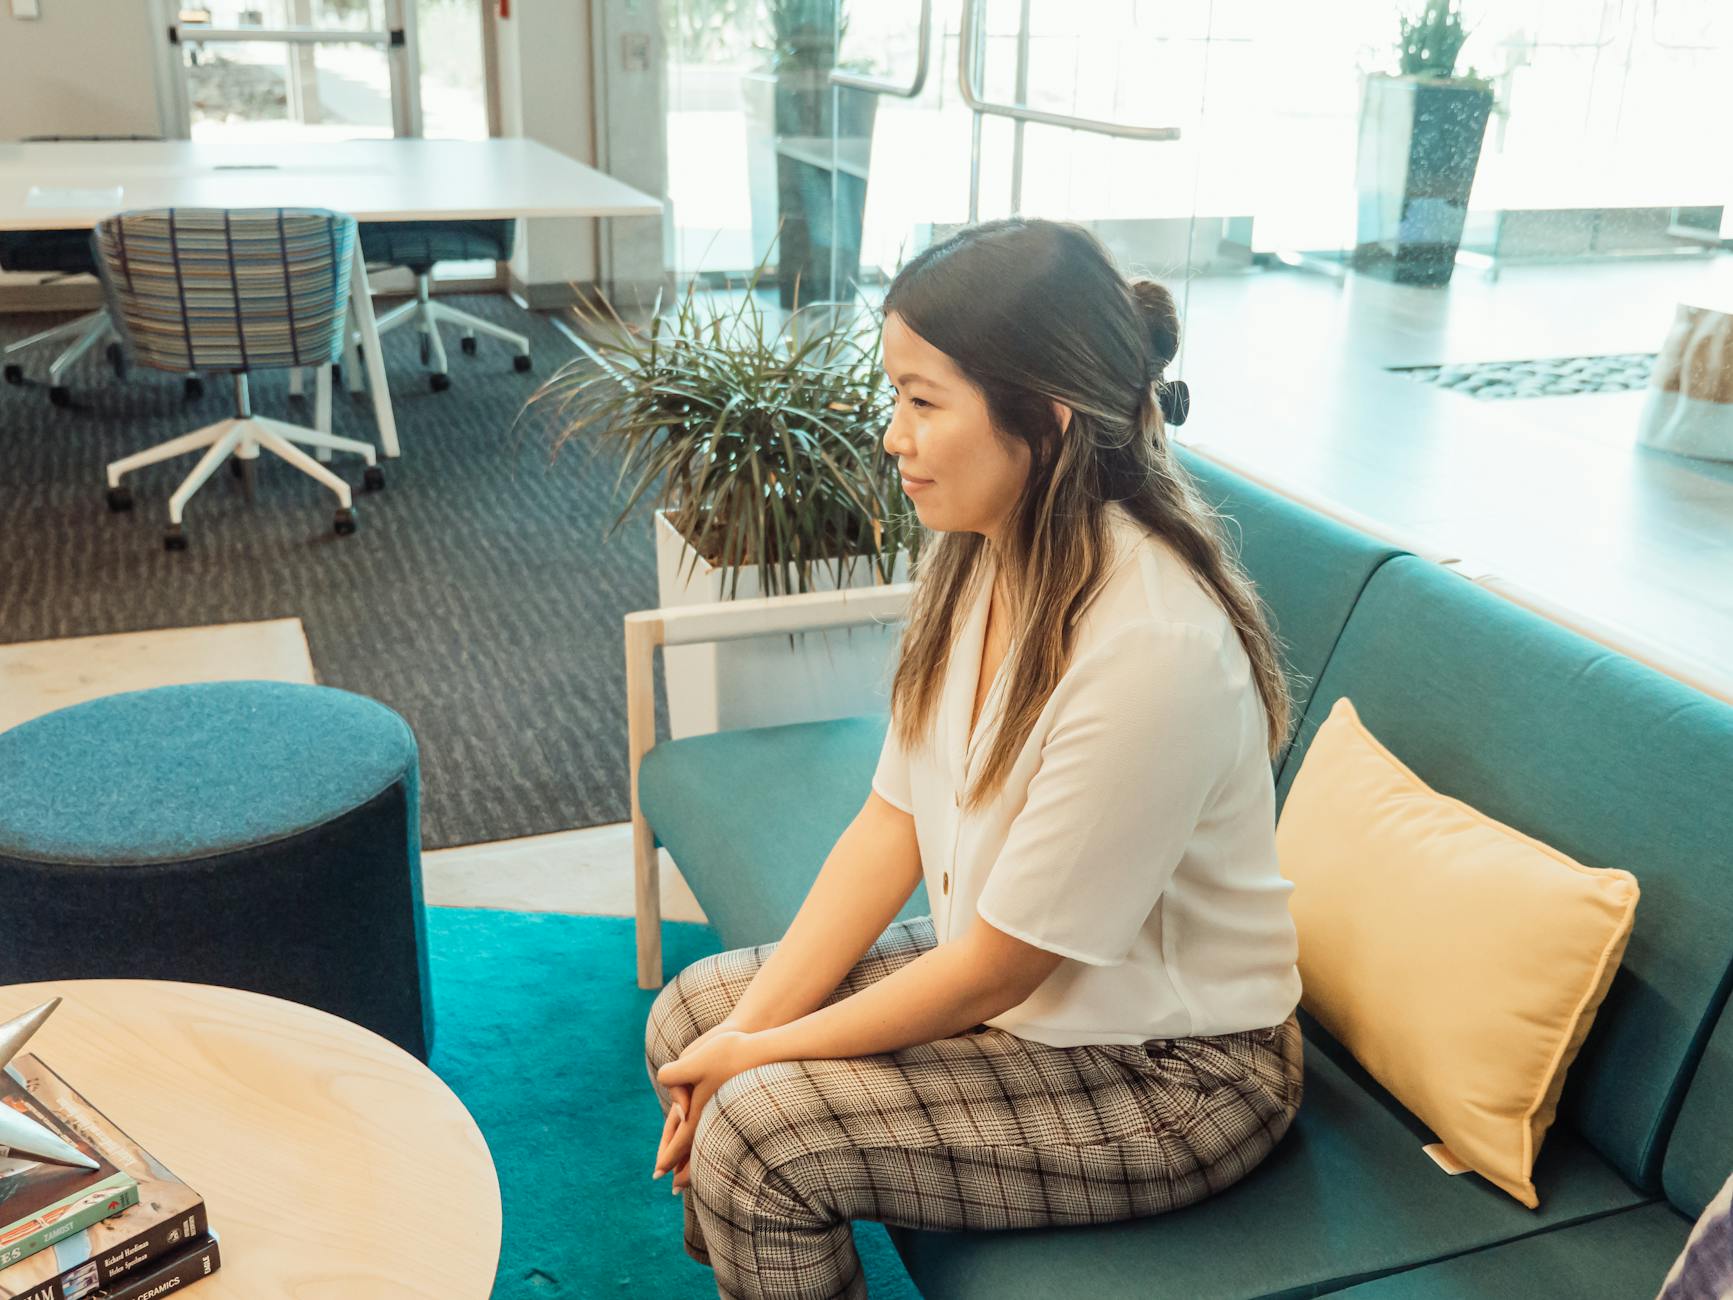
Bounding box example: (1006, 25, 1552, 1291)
(1052, 400, 1073, 435)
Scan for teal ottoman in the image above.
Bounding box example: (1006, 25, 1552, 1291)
(0, 681, 433, 1059)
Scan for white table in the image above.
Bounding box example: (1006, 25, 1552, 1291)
(0, 139, 662, 458)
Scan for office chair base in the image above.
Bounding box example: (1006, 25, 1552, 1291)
(369, 273, 530, 385)
(1, 310, 120, 402)
(105, 415, 377, 538)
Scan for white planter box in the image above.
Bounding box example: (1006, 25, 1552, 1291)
(655, 510, 910, 739)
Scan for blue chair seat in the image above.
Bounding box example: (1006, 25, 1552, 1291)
(0, 681, 433, 1058)
(0, 229, 97, 276)
(639, 715, 929, 951)
(358, 219, 514, 271)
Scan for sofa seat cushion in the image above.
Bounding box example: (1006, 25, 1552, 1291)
(638, 715, 928, 951)
(1326, 1202, 1690, 1300)
(891, 1027, 1645, 1300)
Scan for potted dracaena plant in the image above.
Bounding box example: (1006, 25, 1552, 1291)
(538, 276, 919, 739)
(1353, 0, 1496, 286)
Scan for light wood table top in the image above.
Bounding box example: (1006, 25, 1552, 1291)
(0, 137, 663, 230)
(0, 980, 499, 1299)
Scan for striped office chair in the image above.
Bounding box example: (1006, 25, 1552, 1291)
(91, 208, 383, 550)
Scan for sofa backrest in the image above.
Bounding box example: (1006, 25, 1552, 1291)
(1663, 984, 1733, 1219)
(1275, 554, 1733, 1194)
(1175, 449, 1405, 786)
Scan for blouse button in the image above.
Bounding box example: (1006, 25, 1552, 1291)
(942, 871, 950, 895)
(953, 790, 961, 809)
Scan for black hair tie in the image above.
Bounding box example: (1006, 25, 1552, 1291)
(1157, 378, 1191, 427)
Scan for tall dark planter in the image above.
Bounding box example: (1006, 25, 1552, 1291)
(1353, 74, 1493, 286)
(768, 71, 876, 308)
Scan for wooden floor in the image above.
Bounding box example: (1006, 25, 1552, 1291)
(1172, 254, 1733, 679)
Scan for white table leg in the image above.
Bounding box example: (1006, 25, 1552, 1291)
(348, 245, 400, 459)
(342, 314, 364, 394)
(313, 362, 335, 462)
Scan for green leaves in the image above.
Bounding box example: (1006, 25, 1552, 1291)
(1396, 0, 1475, 80)
(536, 274, 920, 600)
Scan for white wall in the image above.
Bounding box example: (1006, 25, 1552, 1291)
(494, 0, 599, 297)
(0, 0, 165, 141)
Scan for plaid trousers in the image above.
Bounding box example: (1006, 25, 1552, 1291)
(645, 916, 1305, 1300)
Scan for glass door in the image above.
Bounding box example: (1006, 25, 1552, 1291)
(163, 0, 423, 142)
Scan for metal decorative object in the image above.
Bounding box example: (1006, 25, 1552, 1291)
(0, 998, 61, 1071)
(0, 997, 98, 1172)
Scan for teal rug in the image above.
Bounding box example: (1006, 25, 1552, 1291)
(426, 907, 923, 1299)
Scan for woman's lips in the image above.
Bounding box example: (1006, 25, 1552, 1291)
(900, 473, 934, 494)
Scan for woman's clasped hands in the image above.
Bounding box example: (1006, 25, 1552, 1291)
(653, 1019, 769, 1191)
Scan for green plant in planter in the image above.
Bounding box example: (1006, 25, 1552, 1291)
(1396, 0, 1487, 84)
(539, 280, 919, 600)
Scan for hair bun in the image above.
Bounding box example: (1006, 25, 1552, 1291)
(1127, 276, 1179, 377)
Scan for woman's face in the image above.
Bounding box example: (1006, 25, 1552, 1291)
(881, 311, 1031, 540)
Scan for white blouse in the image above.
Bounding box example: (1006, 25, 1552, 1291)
(872, 503, 1303, 1048)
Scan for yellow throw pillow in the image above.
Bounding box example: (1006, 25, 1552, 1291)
(1276, 697, 1639, 1209)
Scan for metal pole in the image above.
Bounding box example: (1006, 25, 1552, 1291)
(1009, 0, 1030, 217)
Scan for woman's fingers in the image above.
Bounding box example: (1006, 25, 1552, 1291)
(662, 1112, 695, 1171)
(653, 1101, 685, 1177)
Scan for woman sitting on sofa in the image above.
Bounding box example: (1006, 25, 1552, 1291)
(646, 217, 1306, 1299)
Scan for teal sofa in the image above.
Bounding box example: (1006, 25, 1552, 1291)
(636, 450, 1733, 1297)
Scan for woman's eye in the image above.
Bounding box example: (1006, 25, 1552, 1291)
(909, 396, 931, 410)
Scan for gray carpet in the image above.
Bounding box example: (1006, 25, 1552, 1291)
(0, 294, 669, 849)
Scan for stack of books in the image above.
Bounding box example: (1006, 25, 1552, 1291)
(0, 1055, 220, 1300)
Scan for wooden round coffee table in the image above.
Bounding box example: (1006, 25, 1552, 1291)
(0, 980, 500, 1298)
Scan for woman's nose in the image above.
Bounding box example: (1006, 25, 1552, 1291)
(883, 406, 912, 456)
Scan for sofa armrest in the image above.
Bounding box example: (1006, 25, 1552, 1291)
(623, 582, 914, 988)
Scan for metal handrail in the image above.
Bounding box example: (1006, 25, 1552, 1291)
(174, 26, 391, 46)
(957, 0, 1180, 141)
(830, 0, 931, 98)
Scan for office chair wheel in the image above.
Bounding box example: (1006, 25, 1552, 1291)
(229, 457, 245, 479)
(363, 465, 385, 492)
(49, 385, 71, 407)
(4, 364, 23, 385)
(334, 507, 358, 536)
(430, 372, 450, 393)
(513, 354, 532, 373)
(184, 376, 204, 401)
(106, 486, 133, 513)
(106, 342, 128, 380)
(461, 336, 478, 355)
(163, 524, 187, 552)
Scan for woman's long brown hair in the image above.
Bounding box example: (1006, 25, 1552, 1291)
(883, 218, 1293, 809)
